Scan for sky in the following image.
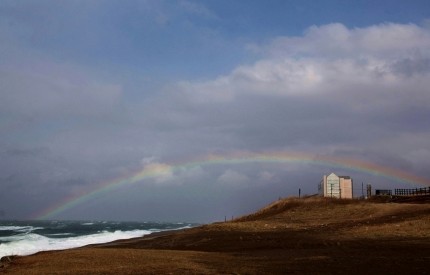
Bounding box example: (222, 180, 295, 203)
(1, 0, 430, 223)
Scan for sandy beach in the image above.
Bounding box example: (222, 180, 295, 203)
(2, 197, 430, 274)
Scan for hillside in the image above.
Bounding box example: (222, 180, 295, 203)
(234, 196, 430, 239)
(3, 197, 430, 274)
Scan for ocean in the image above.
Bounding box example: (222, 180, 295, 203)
(0, 220, 195, 259)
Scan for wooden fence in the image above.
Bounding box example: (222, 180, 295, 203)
(394, 187, 430, 196)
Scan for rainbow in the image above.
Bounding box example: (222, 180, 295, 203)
(34, 152, 430, 220)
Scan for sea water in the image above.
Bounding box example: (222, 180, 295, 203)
(0, 220, 195, 259)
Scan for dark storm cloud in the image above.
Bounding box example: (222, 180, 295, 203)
(1, 16, 430, 221)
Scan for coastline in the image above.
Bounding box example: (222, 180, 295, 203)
(0, 226, 196, 272)
(2, 197, 430, 274)
(90, 227, 192, 248)
(0, 221, 195, 260)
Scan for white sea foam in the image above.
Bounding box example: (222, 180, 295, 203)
(46, 233, 75, 236)
(0, 229, 151, 259)
(0, 226, 43, 232)
(0, 226, 28, 231)
(0, 235, 27, 242)
(179, 225, 192, 229)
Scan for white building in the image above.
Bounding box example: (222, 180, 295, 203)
(319, 173, 353, 199)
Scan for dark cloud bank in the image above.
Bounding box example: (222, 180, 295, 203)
(1, 15, 430, 222)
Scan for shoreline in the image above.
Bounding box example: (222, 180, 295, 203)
(0, 226, 198, 272)
(2, 198, 430, 274)
(0, 225, 195, 259)
(90, 227, 193, 248)
(0, 224, 197, 269)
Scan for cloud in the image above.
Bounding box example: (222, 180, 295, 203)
(263, 23, 430, 59)
(179, 0, 218, 19)
(139, 162, 174, 184)
(202, 23, 428, 102)
(148, 22, 430, 173)
(259, 171, 276, 182)
(0, 62, 122, 118)
(2, 19, 430, 220)
(177, 24, 430, 106)
(217, 169, 249, 186)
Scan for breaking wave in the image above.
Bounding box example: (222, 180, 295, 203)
(0, 229, 150, 259)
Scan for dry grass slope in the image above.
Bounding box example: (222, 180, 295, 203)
(235, 196, 358, 222)
(234, 196, 430, 239)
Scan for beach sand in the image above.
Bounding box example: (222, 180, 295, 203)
(2, 197, 430, 274)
